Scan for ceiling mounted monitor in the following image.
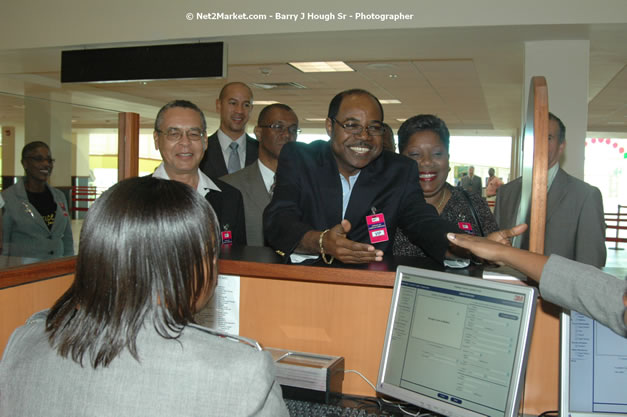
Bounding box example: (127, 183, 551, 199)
(61, 42, 225, 83)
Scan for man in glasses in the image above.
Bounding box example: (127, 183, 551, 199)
(221, 104, 299, 246)
(263, 89, 459, 264)
(153, 100, 246, 245)
(199, 82, 259, 179)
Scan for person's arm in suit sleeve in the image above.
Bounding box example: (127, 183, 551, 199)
(263, 142, 312, 256)
(60, 194, 74, 256)
(574, 186, 606, 268)
(540, 254, 626, 337)
(397, 163, 459, 263)
(447, 232, 627, 338)
(2, 193, 13, 255)
(231, 188, 247, 246)
(242, 351, 289, 417)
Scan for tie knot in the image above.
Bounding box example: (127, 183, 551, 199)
(229, 142, 239, 151)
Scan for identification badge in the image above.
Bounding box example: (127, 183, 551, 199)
(366, 213, 389, 244)
(221, 230, 233, 244)
(458, 222, 473, 233)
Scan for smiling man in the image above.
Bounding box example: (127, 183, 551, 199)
(152, 100, 246, 245)
(263, 89, 459, 264)
(199, 82, 259, 179)
(221, 103, 299, 246)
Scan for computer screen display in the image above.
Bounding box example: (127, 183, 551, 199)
(377, 266, 537, 417)
(560, 311, 627, 417)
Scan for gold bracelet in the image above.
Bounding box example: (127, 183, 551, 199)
(319, 229, 334, 264)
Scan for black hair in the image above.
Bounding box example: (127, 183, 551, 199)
(46, 176, 220, 368)
(327, 89, 384, 121)
(548, 112, 566, 143)
(257, 103, 296, 125)
(22, 141, 50, 160)
(154, 100, 207, 133)
(398, 114, 450, 154)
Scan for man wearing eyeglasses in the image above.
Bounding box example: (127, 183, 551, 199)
(199, 82, 259, 179)
(263, 89, 460, 264)
(152, 100, 246, 245)
(221, 104, 299, 246)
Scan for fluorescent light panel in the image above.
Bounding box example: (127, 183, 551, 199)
(289, 61, 354, 73)
(253, 100, 279, 105)
(380, 99, 401, 104)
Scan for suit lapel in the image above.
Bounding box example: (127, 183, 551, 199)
(208, 134, 227, 176)
(246, 161, 271, 210)
(244, 135, 259, 166)
(16, 182, 53, 234)
(317, 144, 343, 224)
(546, 168, 568, 224)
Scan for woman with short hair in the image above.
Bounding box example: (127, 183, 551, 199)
(2, 141, 73, 258)
(0, 176, 287, 417)
(393, 114, 498, 256)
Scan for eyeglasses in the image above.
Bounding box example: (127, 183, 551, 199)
(331, 118, 385, 136)
(157, 128, 205, 142)
(259, 123, 301, 137)
(25, 156, 55, 164)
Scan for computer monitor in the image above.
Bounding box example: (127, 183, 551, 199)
(559, 310, 627, 417)
(377, 266, 537, 417)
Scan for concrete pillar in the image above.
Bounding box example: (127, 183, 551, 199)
(24, 92, 73, 187)
(522, 40, 590, 179)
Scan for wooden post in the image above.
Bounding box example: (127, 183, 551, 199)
(117, 112, 140, 181)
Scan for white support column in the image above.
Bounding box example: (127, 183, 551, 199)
(522, 40, 590, 179)
(24, 92, 73, 187)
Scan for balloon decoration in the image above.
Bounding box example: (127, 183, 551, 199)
(586, 138, 627, 158)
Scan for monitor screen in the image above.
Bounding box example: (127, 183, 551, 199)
(560, 311, 627, 417)
(377, 266, 537, 417)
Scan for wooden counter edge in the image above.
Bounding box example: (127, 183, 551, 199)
(0, 257, 76, 289)
(219, 258, 396, 288)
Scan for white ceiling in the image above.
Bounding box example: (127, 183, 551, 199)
(1, 24, 627, 134)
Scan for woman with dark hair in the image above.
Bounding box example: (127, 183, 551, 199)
(1, 141, 73, 258)
(393, 114, 498, 257)
(0, 176, 287, 417)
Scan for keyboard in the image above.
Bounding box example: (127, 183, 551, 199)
(285, 398, 392, 417)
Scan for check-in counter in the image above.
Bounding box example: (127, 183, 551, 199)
(0, 247, 558, 415)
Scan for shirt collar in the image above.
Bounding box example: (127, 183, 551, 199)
(153, 163, 221, 197)
(217, 129, 247, 153)
(257, 159, 275, 193)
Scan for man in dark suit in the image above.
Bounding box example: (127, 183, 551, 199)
(461, 166, 482, 195)
(221, 104, 299, 246)
(263, 89, 461, 264)
(495, 112, 606, 267)
(152, 100, 246, 244)
(199, 82, 259, 178)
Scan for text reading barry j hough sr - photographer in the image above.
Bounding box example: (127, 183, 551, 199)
(189, 11, 414, 22)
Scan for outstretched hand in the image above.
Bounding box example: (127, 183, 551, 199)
(448, 224, 528, 265)
(486, 223, 528, 246)
(323, 219, 384, 264)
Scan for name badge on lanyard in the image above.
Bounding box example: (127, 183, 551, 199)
(366, 212, 389, 244)
(221, 224, 233, 245)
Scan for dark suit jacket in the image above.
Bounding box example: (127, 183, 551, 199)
(461, 175, 482, 195)
(149, 172, 246, 245)
(263, 140, 458, 262)
(206, 177, 247, 245)
(494, 168, 606, 267)
(199, 131, 259, 179)
(220, 161, 271, 247)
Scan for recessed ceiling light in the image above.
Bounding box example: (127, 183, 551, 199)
(380, 99, 401, 104)
(396, 118, 407, 122)
(253, 100, 279, 105)
(305, 118, 327, 122)
(289, 61, 354, 73)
